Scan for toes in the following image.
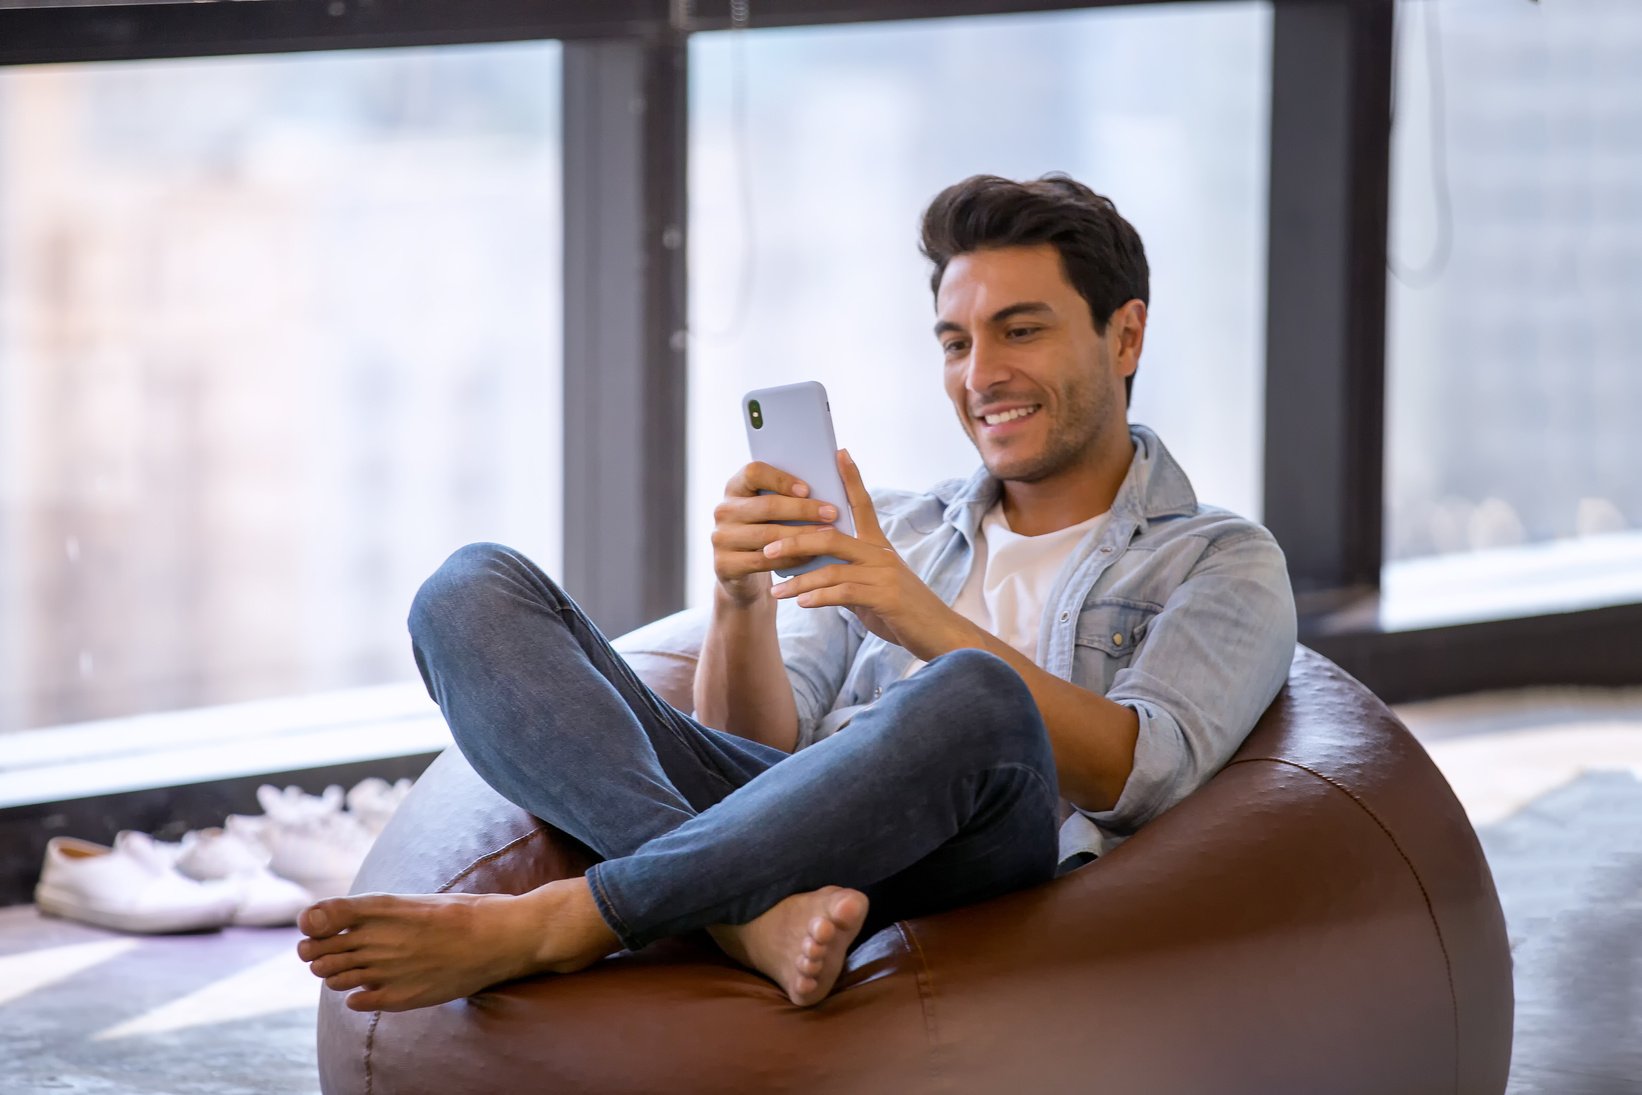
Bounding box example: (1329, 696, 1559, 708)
(344, 988, 388, 1013)
(297, 934, 356, 962)
(309, 952, 366, 978)
(797, 955, 822, 977)
(300, 898, 360, 939)
(808, 915, 836, 946)
(828, 889, 870, 927)
(324, 969, 375, 992)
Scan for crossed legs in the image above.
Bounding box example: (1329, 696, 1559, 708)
(297, 543, 1060, 1011)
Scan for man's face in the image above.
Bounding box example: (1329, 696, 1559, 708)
(935, 243, 1135, 484)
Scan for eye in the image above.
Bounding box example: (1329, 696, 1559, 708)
(942, 339, 969, 356)
(1006, 326, 1041, 340)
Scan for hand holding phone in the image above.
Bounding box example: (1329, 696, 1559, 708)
(742, 382, 856, 578)
(709, 382, 857, 606)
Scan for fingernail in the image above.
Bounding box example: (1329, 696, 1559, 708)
(841, 449, 854, 463)
(764, 543, 779, 556)
(819, 505, 837, 520)
(306, 909, 329, 935)
(793, 482, 810, 497)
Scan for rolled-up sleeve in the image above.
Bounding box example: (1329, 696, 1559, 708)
(775, 594, 862, 752)
(1087, 529, 1298, 834)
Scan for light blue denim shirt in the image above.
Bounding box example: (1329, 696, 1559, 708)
(774, 423, 1298, 866)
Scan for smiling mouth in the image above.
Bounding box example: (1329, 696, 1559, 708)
(980, 405, 1041, 426)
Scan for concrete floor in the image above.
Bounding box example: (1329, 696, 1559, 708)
(0, 909, 318, 1095)
(0, 688, 1638, 1095)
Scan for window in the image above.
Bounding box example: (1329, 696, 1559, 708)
(685, 4, 1272, 606)
(1383, 0, 1642, 626)
(0, 42, 563, 735)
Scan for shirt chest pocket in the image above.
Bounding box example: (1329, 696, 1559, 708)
(1074, 599, 1159, 690)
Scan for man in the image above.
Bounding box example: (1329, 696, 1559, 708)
(296, 173, 1297, 1013)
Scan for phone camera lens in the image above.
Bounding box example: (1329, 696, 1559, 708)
(748, 399, 763, 429)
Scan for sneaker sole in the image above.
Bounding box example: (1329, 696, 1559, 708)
(35, 886, 233, 935)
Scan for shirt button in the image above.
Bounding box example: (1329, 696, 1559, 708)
(1112, 632, 1125, 647)
(1059, 611, 1070, 623)
(1099, 545, 1114, 554)
(874, 686, 882, 699)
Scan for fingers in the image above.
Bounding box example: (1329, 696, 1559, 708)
(773, 579, 870, 609)
(761, 530, 856, 572)
(770, 564, 867, 605)
(836, 449, 886, 544)
(729, 460, 809, 500)
(713, 493, 837, 531)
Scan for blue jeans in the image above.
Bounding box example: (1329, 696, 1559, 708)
(407, 542, 1062, 952)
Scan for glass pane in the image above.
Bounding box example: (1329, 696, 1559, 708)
(1385, 0, 1642, 614)
(0, 43, 563, 735)
(687, 4, 1271, 607)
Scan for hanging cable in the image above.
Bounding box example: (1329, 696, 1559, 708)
(1389, 0, 1453, 289)
(691, 0, 758, 343)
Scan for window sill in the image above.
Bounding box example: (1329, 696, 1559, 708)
(0, 683, 451, 811)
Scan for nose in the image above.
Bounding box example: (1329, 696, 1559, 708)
(963, 334, 1013, 399)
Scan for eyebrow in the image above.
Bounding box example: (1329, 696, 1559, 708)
(933, 301, 1055, 338)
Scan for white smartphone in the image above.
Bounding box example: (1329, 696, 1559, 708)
(743, 381, 856, 578)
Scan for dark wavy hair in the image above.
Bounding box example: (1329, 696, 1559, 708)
(919, 173, 1150, 406)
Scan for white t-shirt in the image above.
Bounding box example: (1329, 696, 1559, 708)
(902, 500, 1110, 679)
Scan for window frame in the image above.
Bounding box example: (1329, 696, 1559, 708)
(0, 0, 1633, 721)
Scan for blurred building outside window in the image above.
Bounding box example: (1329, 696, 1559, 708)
(1383, 0, 1642, 627)
(0, 43, 564, 754)
(685, 3, 1272, 608)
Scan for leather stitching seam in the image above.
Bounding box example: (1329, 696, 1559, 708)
(355, 826, 546, 1094)
(433, 825, 547, 894)
(897, 919, 946, 1093)
(1226, 755, 1462, 1095)
(362, 1010, 381, 1095)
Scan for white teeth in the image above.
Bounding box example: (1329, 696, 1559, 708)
(983, 405, 1040, 426)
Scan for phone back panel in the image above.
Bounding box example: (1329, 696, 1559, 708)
(743, 381, 855, 576)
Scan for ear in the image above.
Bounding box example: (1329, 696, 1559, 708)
(1110, 299, 1146, 379)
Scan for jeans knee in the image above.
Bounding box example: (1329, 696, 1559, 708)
(407, 541, 517, 642)
(917, 649, 1047, 756)
(924, 648, 1029, 705)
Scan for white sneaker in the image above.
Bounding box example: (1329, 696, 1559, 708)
(258, 783, 346, 826)
(223, 783, 343, 865)
(35, 832, 238, 934)
(229, 782, 382, 900)
(174, 828, 311, 928)
(345, 777, 414, 836)
(265, 812, 374, 900)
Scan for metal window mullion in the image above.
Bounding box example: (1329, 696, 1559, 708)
(562, 33, 688, 637)
(1264, 0, 1394, 614)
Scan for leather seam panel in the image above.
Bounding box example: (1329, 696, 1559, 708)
(1225, 755, 1462, 1094)
(897, 920, 946, 1093)
(363, 1009, 381, 1095)
(357, 826, 546, 1095)
(433, 825, 548, 894)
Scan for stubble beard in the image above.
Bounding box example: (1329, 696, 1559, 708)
(971, 374, 1111, 485)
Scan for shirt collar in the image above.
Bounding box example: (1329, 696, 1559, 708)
(936, 422, 1198, 540)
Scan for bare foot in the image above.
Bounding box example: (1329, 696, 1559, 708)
(707, 885, 870, 1007)
(295, 878, 620, 1012)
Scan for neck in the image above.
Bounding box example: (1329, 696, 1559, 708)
(998, 424, 1135, 536)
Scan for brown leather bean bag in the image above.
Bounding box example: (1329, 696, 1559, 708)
(317, 607, 1513, 1095)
